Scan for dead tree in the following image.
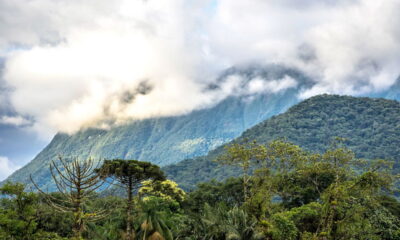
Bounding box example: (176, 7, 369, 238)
(31, 157, 107, 239)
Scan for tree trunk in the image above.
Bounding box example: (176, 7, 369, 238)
(73, 167, 83, 240)
(126, 178, 133, 240)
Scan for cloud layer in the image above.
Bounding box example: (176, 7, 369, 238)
(1, 0, 400, 137)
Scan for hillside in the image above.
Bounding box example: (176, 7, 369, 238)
(3, 65, 311, 189)
(164, 95, 400, 190)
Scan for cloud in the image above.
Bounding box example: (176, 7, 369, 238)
(0, 156, 20, 181)
(247, 76, 298, 94)
(0, 115, 31, 126)
(0, 0, 399, 136)
(206, 0, 400, 97)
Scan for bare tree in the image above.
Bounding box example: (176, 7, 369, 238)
(31, 157, 107, 240)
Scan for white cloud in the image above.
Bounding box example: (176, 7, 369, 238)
(0, 115, 30, 126)
(247, 76, 298, 94)
(0, 156, 20, 181)
(0, 0, 399, 136)
(204, 0, 400, 99)
(299, 0, 400, 98)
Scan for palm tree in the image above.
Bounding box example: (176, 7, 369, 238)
(200, 204, 261, 240)
(135, 200, 173, 240)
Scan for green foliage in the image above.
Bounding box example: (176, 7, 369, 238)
(268, 213, 297, 240)
(379, 195, 400, 218)
(1, 140, 400, 240)
(165, 95, 400, 189)
(216, 140, 267, 171)
(139, 179, 186, 204)
(84, 196, 125, 240)
(97, 159, 166, 240)
(134, 197, 175, 240)
(194, 203, 261, 240)
(210, 140, 400, 240)
(0, 182, 38, 239)
(98, 159, 165, 184)
(285, 202, 322, 234)
(0, 182, 67, 240)
(184, 177, 244, 213)
(215, 140, 267, 201)
(35, 193, 73, 238)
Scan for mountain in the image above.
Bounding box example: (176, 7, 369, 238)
(3, 63, 400, 190)
(3, 65, 312, 189)
(164, 94, 400, 190)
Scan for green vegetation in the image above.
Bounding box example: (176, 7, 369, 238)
(32, 157, 108, 239)
(1, 140, 399, 240)
(97, 160, 165, 240)
(164, 95, 400, 190)
(1, 94, 400, 239)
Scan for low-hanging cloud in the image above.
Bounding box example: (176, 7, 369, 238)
(1, 0, 400, 137)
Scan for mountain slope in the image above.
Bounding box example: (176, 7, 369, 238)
(4, 65, 311, 189)
(164, 95, 400, 190)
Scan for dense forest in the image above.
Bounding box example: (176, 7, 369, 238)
(1, 140, 400, 240)
(164, 95, 400, 190)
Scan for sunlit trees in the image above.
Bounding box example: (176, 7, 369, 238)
(215, 139, 400, 239)
(139, 179, 185, 204)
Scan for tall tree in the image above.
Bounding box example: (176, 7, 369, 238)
(215, 139, 267, 202)
(97, 159, 165, 240)
(31, 157, 107, 240)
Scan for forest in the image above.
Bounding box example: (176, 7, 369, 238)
(1, 139, 399, 240)
(164, 95, 400, 190)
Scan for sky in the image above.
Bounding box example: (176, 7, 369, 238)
(0, 0, 400, 180)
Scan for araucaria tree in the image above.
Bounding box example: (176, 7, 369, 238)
(31, 157, 107, 240)
(97, 159, 166, 240)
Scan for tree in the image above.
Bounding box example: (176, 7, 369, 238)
(184, 177, 244, 213)
(0, 182, 38, 239)
(139, 179, 186, 204)
(135, 198, 173, 240)
(97, 159, 165, 240)
(318, 158, 400, 239)
(31, 157, 107, 240)
(215, 139, 267, 202)
(198, 203, 260, 240)
(245, 140, 310, 218)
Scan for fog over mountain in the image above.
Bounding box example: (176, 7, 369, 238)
(1, 0, 400, 179)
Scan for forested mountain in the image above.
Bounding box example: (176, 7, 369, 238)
(164, 95, 400, 190)
(3, 64, 400, 190)
(3, 65, 311, 189)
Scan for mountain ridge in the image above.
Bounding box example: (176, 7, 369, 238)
(164, 94, 400, 190)
(4, 65, 311, 189)
(3, 64, 400, 190)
